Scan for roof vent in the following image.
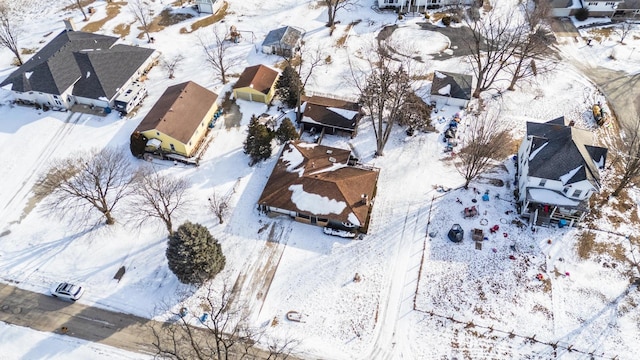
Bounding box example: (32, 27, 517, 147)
(326, 150, 333, 154)
(329, 157, 336, 163)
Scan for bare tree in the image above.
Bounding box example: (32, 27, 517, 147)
(150, 280, 298, 360)
(455, 111, 512, 188)
(617, 21, 633, 44)
(323, 0, 357, 28)
(36, 147, 137, 225)
(611, 122, 640, 197)
(350, 43, 415, 156)
(129, 167, 191, 235)
(161, 54, 185, 79)
(506, 1, 557, 91)
(130, 0, 153, 43)
(72, 0, 89, 21)
(198, 26, 242, 84)
(282, 45, 326, 121)
(208, 191, 232, 225)
(463, 8, 522, 98)
(0, 2, 23, 66)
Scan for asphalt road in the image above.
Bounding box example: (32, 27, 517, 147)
(0, 282, 158, 356)
(0, 283, 299, 359)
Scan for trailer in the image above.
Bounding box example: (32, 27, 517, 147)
(114, 81, 147, 114)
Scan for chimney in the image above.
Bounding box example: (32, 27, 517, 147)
(63, 18, 77, 32)
(361, 194, 369, 206)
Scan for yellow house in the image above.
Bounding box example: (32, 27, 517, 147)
(232, 64, 280, 104)
(133, 81, 218, 158)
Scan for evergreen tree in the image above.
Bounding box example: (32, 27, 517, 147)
(166, 221, 225, 286)
(276, 118, 299, 144)
(275, 65, 303, 109)
(243, 115, 274, 166)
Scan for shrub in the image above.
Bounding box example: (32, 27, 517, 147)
(166, 221, 226, 285)
(575, 7, 589, 21)
(442, 16, 452, 26)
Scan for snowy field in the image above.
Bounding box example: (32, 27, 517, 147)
(0, 0, 639, 359)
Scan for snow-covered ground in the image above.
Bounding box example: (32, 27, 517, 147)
(1, 0, 639, 359)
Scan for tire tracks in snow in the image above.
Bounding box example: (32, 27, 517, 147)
(366, 202, 424, 360)
(0, 112, 83, 230)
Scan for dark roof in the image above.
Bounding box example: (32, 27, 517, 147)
(72, 45, 155, 100)
(262, 26, 303, 48)
(258, 141, 379, 227)
(1, 30, 117, 94)
(549, 0, 573, 8)
(233, 65, 279, 94)
(618, 0, 640, 10)
(300, 95, 359, 110)
(0, 30, 155, 100)
(135, 81, 218, 144)
(526, 117, 608, 189)
(430, 71, 473, 100)
(301, 101, 361, 132)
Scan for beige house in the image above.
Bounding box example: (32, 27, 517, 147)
(132, 81, 218, 158)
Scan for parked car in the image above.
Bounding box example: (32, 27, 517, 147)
(51, 282, 84, 301)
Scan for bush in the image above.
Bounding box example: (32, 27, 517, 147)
(424, 12, 430, 19)
(575, 7, 589, 21)
(166, 222, 226, 285)
(442, 16, 452, 26)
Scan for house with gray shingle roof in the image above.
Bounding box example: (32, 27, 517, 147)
(0, 27, 158, 111)
(516, 117, 608, 227)
(430, 70, 473, 109)
(261, 26, 303, 58)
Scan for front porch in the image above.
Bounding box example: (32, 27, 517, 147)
(519, 188, 590, 228)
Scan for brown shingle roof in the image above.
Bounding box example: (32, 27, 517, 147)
(233, 64, 279, 94)
(135, 81, 217, 144)
(258, 141, 379, 227)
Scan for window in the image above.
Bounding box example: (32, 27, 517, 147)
(572, 189, 583, 197)
(563, 187, 569, 194)
(170, 144, 175, 151)
(156, 131, 160, 136)
(538, 179, 546, 187)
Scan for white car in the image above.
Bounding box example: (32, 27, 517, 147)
(51, 282, 84, 301)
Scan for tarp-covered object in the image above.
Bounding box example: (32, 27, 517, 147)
(448, 224, 464, 243)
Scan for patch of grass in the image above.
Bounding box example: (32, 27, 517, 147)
(274, 55, 301, 70)
(588, 27, 614, 39)
(577, 230, 627, 262)
(335, 20, 361, 48)
(180, 1, 228, 34)
(113, 22, 132, 38)
(138, 9, 194, 39)
(21, 47, 38, 55)
(577, 231, 597, 259)
(61, 0, 95, 12)
(81, 2, 125, 33)
(483, 0, 492, 12)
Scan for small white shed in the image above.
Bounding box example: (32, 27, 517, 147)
(430, 71, 473, 109)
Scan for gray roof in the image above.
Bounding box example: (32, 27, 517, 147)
(430, 71, 473, 100)
(526, 117, 608, 190)
(262, 26, 303, 49)
(618, 0, 640, 10)
(549, 0, 573, 8)
(0, 30, 155, 100)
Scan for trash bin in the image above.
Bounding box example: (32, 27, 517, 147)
(558, 219, 567, 228)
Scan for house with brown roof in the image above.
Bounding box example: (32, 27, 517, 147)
(301, 95, 362, 138)
(130, 81, 218, 158)
(232, 64, 280, 104)
(258, 141, 379, 234)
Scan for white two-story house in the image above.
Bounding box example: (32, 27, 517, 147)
(378, 0, 476, 10)
(516, 117, 607, 227)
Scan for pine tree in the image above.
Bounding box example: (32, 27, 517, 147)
(243, 115, 274, 166)
(276, 118, 299, 144)
(166, 221, 226, 285)
(275, 65, 303, 109)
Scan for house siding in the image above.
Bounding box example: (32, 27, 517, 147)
(233, 87, 273, 104)
(430, 94, 469, 108)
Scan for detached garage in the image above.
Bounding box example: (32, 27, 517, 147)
(430, 71, 473, 109)
(232, 64, 280, 104)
